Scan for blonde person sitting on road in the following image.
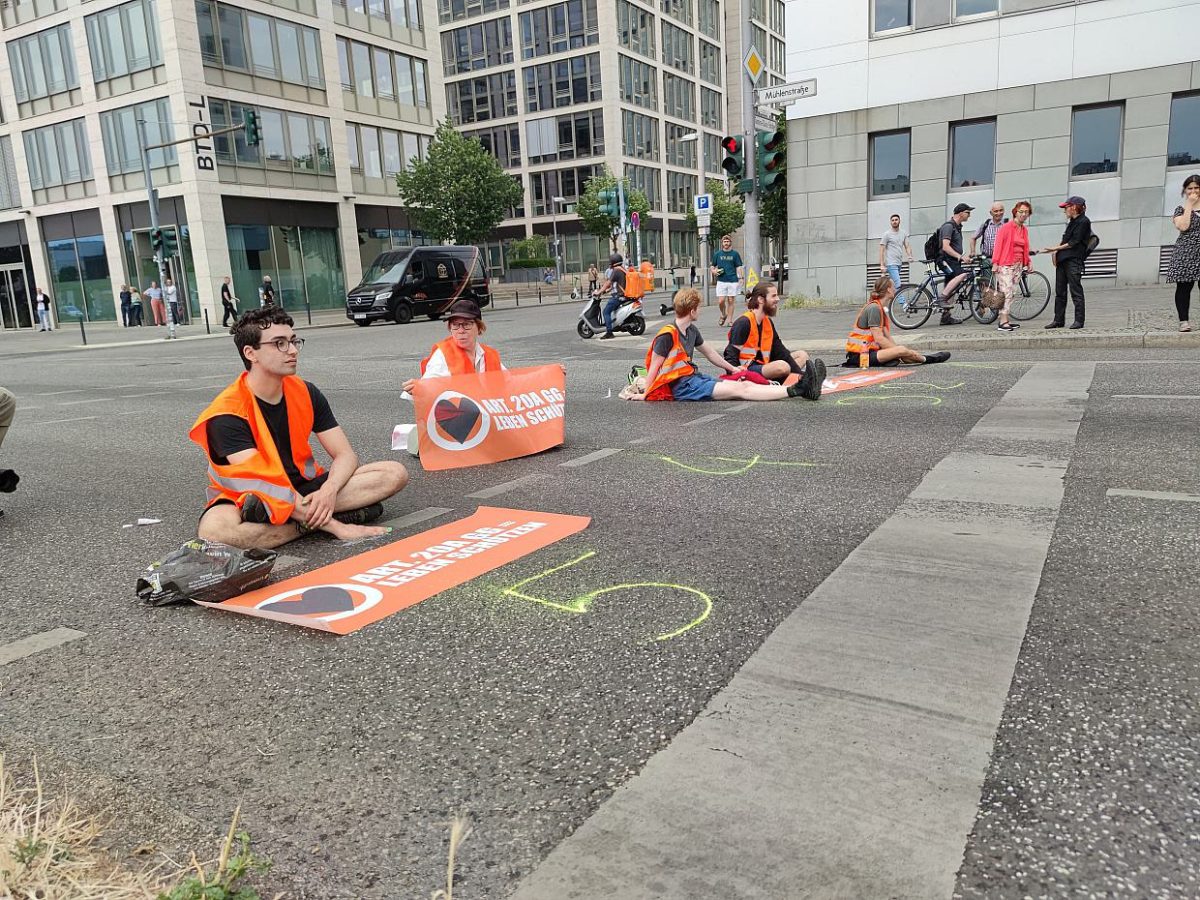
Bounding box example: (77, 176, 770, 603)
(634, 288, 823, 402)
(844, 276, 952, 367)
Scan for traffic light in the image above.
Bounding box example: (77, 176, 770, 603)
(721, 135, 753, 195)
(756, 128, 786, 194)
(149, 227, 164, 256)
(162, 228, 179, 257)
(243, 110, 262, 146)
(597, 187, 620, 218)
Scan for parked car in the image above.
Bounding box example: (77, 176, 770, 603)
(765, 259, 790, 281)
(345, 246, 491, 326)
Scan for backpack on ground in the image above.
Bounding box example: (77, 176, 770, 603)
(622, 267, 646, 300)
(923, 229, 941, 261)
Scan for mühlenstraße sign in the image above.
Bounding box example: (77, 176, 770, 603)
(756, 79, 818, 106)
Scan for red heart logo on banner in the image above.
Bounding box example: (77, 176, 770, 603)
(434, 397, 483, 444)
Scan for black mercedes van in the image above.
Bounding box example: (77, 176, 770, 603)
(345, 246, 491, 326)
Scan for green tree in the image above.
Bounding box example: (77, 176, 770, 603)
(759, 110, 788, 264)
(684, 178, 746, 241)
(394, 120, 523, 245)
(577, 168, 651, 250)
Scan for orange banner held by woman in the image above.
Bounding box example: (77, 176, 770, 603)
(412, 365, 566, 471)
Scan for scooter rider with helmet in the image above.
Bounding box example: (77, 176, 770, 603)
(598, 252, 628, 340)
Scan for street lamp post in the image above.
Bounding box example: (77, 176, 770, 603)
(678, 132, 709, 308)
(551, 195, 566, 305)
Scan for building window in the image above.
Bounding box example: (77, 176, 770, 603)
(768, 36, 784, 75)
(663, 73, 694, 122)
(336, 0, 422, 29)
(665, 123, 697, 167)
(873, 0, 909, 33)
(466, 123, 522, 167)
(950, 119, 995, 188)
(336, 36, 429, 106)
(625, 163, 659, 208)
(523, 53, 602, 113)
(698, 87, 720, 130)
(196, 1, 323, 88)
(446, 71, 517, 124)
(519, 0, 599, 60)
(528, 164, 600, 215)
(661, 21, 693, 74)
(618, 0, 655, 59)
(870, 130, 910, 197)
(86, 0, 161, 82)
(1167, 93, 1200, 169)
(347, 121, 427, 176)
(619, 55, 657, 111)
(101, 97, 176, 174)
(441, 17, 513, 74)
(699, 41, 720, 87)
(23, 119, 92, 189)
(209, 98, 334, 174)
(8, 24, 77, 103)
(1070, 104, 1122, 177)
(438, 0, 507, 24)
(698, 0, 718, 40)
(622, 110, 659, 160)
(667, 170, 696, 213)
(0, 137, 20, 210)
(660, 0, 691, 26)
(769, 0, 783, 32)
(955, 0, 996, 17)
(703, 131, 720, 175)
(524, 109, 603, 164)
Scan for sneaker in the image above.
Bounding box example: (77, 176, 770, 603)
(1044, 322, 1064, 329)
(940, 314, 960, 326)
(997, 322, 1016, 331)
(599, 331, 615, 340)
(1180, 321, 1191, 333)
(240, 493, 270, 524)
(1069, 322, 1084, 329)
(0, 469, 18, 493)
(1009, 322, 1021, 329)
(811, 358, 828, 396)
(334, 502, 384, 525)
(922, 351, 951, 364)
(787, 360, 823, 401)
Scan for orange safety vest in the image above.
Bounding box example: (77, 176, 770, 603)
(643, 324, 696, 401)
(189, 373, 324, 525)
(419, 336, 502, 376)
(845, 298, 891, 355)
(733, 310, 774, 365)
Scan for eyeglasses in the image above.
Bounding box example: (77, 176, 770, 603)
(263, 337, 304, 352)
(448, 320, 476, 331)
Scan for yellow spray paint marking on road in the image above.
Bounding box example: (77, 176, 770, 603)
(500, 550, 713, 642)
(654, 454, 821, 476)
(835, 393, 944, 407)
(876, 381, 964, 391)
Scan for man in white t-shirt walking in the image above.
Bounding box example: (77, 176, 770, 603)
(878, 214, 912, 291)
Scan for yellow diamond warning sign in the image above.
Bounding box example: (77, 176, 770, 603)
(743, 47, 765, 84)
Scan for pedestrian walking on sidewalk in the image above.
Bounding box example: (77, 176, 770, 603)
(220, 275, 237, 328)
(879, 214, 912, 291)
(992, 202, 1033, 332)
(1168, 174, 1200, 333)
(34, 288, 53, 331)
(259, 275, 275, 308)
(1043, 196, 1092, 330)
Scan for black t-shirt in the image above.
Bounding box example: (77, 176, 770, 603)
(221, 283, 232, 302)
(206, 381, 337, 489)
(1057, 214, 1093, 262)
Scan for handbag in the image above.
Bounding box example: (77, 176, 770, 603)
(980, 286, 1006, 310)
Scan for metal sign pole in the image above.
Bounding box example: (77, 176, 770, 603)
(137, 118, 175, 340)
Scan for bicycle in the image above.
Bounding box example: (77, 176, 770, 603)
(889, 257, 996, 330)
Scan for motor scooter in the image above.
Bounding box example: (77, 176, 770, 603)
(577, 290, 646, 339)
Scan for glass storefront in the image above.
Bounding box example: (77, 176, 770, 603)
(46, 234, 114, 322)
(227, 224, 346, 311)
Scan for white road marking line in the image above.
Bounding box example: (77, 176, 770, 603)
(15, 406, 40, 411)
(1112, 394, 1200, 400)
(685, 413, 726, 426)
(36, 389, 84, 396)
(466, 473, 549, 499)
(58, 397, 111, 406)
(1107, 488, 1200, 504)
(724, 402, 752, 411)
(628, 436, 656, 445)
(559, 448, 623, 468)
(110, 383, 140, 389)
(380, 506, 455, 530)
(124, 391, 165, 398)
(30, 415, 98, 425)
(0, 627, 87, 666)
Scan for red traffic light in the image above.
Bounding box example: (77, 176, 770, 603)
(720, 135, 741, 153)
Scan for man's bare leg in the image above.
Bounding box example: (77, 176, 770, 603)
(198, 503, 301, 550)
(711, 380, 788, 401)
(876, 345, 929, 365)
(328, 461, 409, 512)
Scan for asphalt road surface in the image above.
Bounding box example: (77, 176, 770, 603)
(0, 301, 1197, 899)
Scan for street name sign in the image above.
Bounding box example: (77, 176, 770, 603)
(756, 79, 818, 106)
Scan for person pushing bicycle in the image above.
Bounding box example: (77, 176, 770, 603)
(935, 203, 974, 325)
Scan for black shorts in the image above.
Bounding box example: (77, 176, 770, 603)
(843, 351, 899, 368)
(938, 259, 964, 279)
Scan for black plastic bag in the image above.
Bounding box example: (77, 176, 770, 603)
(136, 540, 277, 607)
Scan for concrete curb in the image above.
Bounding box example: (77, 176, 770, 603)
(789, 330, 1200, 354)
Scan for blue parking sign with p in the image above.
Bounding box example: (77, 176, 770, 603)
(694, 193, 713, 214)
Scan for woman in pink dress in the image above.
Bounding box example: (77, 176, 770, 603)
(991, 201, 1033, 332)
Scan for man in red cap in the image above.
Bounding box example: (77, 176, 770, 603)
(1042, 196, 1093, 329)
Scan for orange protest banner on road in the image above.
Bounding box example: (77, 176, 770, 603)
(197, 506, 591, 634)
(822, 369, 914, 394)
(412, 365, 566, 471)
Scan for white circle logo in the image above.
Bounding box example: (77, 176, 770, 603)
(426, 390, 491, 451)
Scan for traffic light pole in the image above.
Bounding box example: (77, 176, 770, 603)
(742, 16, 761, 283)
(137, 117, 176, 340)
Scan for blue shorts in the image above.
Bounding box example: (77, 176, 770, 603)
(671, 372, 718, 401)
